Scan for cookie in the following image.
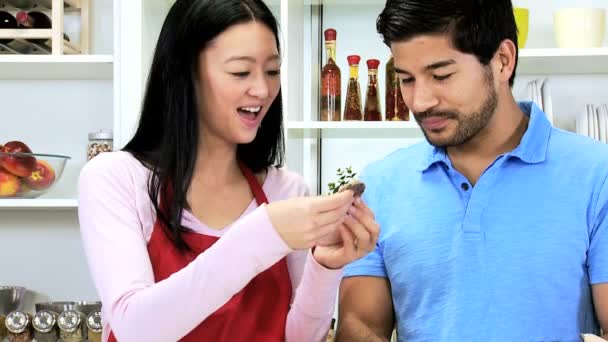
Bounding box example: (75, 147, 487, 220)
(339, 179, 366, 197)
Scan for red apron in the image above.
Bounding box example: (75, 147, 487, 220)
(108, 163, 292, 341)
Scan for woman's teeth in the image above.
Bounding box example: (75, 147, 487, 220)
(239, 106, 261, 114)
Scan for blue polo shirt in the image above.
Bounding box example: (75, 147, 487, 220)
(344, 102, 608, 341)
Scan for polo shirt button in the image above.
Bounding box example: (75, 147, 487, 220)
(461, 183, 470, 191)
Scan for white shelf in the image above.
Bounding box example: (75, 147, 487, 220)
(0, 198, 78, 209)
(0, 54, 113, 79)
(286, 120, 422, 139)
(518, 48, 608, 75)
(286, 120, 420, 129)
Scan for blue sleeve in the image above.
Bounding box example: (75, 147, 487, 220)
(589, 174, 608, 284)
(343, 164, 388, 279)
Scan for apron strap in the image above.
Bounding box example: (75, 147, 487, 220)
(238, 161, 269, 205)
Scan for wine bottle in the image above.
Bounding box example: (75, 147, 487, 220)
(344, 55, 363, 121)
(320, 28, 341, 121)
(6, 0, 36, 10)
(385, 56, 410, 121)
(0, 11, 18, 45)
(16, 11, 70, 44)
(364, 59, 382, 121)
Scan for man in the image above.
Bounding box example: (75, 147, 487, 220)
(336, 0, 608, 341)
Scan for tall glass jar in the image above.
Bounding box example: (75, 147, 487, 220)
(5, 311, 32, 342)
(57, 310, 85, 342)
(86, 311, 103, 342)
(320, 28, 341, 121)
(33, 310, 59, 342)
(385, 56, 410, 121)
(87, 129, 113, 161)
(364, 59, 382, 121)
(344, 55, 363, 121)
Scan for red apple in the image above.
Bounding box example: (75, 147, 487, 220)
(23, 160, 55, 191)
(0, 141, 36, 177)
(0, 168, 20, 197)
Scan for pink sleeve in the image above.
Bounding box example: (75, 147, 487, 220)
(78, 153, 292, 342)
(285, 251, 343, 342)
(278, 170, 344, 342)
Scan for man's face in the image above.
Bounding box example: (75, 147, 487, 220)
(391, 34, 498, 147)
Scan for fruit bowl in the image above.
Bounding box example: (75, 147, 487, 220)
(0, 152, 70, 199)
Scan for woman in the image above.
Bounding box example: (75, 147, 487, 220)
(77, 0, 379, 341)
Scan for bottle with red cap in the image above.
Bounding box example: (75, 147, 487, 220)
(16, 10, 70, 45)
(364, 59, 382, 121)
(344, 55, 362, 121)
(320, 28, 341, 121)
(386, 56, 410, 121)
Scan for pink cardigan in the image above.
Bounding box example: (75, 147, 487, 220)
(78, 151, 342, 342)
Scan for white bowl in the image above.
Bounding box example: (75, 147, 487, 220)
(554, 8, 606, 48)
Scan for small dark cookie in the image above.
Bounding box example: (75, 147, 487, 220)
(339, 179, 366, 197)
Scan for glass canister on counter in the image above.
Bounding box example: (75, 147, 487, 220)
(344, 55, 363, 121)
(33, 310, 59, 342)
(5, 311, 33, 342)
(87, 129, 113, 161)
(364, 59, 382, 121)
(320, 28, 341, 121)
(0, 313, 7, 341)
(385, 56, 410, 121)
(57, 310, 86, 342)
(86, 311, 102, 342)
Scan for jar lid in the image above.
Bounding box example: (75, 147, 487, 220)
(57, 310, 80, 333)
(6, 311, 29, 334)
(33, 310, 57, 333)
(88, 129, 113, 140)
(86, 311, 102, 333)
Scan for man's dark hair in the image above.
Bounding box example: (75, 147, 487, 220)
(377, 0, 518, 86)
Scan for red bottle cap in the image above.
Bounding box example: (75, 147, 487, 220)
(367, 59, 380, 69)
(347, 55, 361, 66)
(324, 29, 337, 41)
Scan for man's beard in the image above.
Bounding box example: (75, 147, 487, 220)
(414, 71, 498, 148)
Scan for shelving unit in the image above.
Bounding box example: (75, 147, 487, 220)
(519, 48, 608, 75)
(0, 54, 112, 79)
(278, 0, 608, 195)
(0, 198, 78, 209)
(0, 0, 90, 55)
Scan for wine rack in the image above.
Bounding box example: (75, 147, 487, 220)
(0, 0, 89, 55)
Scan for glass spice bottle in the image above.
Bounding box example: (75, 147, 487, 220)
(0, 314, 7, 341)
(320, 28, 341, 121)
(5, 311, 33, 342)
(364, 59, 382, 121)
(385, 56, 410, 121)
(87, 129, 113, 161)
(33, 310, 59, 342)
(86, 311, 102, 342)
(344, 55, 363, 121)
(57, 310, 85, 342)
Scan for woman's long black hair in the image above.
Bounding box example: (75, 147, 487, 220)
(123, 0, 285, 252)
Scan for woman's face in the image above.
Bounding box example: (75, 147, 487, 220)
(197, 21, 281, 147)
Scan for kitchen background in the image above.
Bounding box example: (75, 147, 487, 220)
(0, 0, 607, 338)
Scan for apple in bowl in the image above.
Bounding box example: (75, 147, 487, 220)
(0, 141, 70, 198)
(0, 141, 37, 177)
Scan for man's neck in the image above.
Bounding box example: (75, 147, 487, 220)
(447, 99, 528, 185)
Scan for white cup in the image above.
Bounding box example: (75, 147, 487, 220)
(554, 8, 606, 48)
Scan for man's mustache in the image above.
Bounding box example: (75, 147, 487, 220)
(413, 111, 457, 120)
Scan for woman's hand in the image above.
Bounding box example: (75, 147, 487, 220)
(266, 190, 354, 250)
(312, 197, 380, 269)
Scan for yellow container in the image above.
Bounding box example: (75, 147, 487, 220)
(514, 8, 529, 49)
